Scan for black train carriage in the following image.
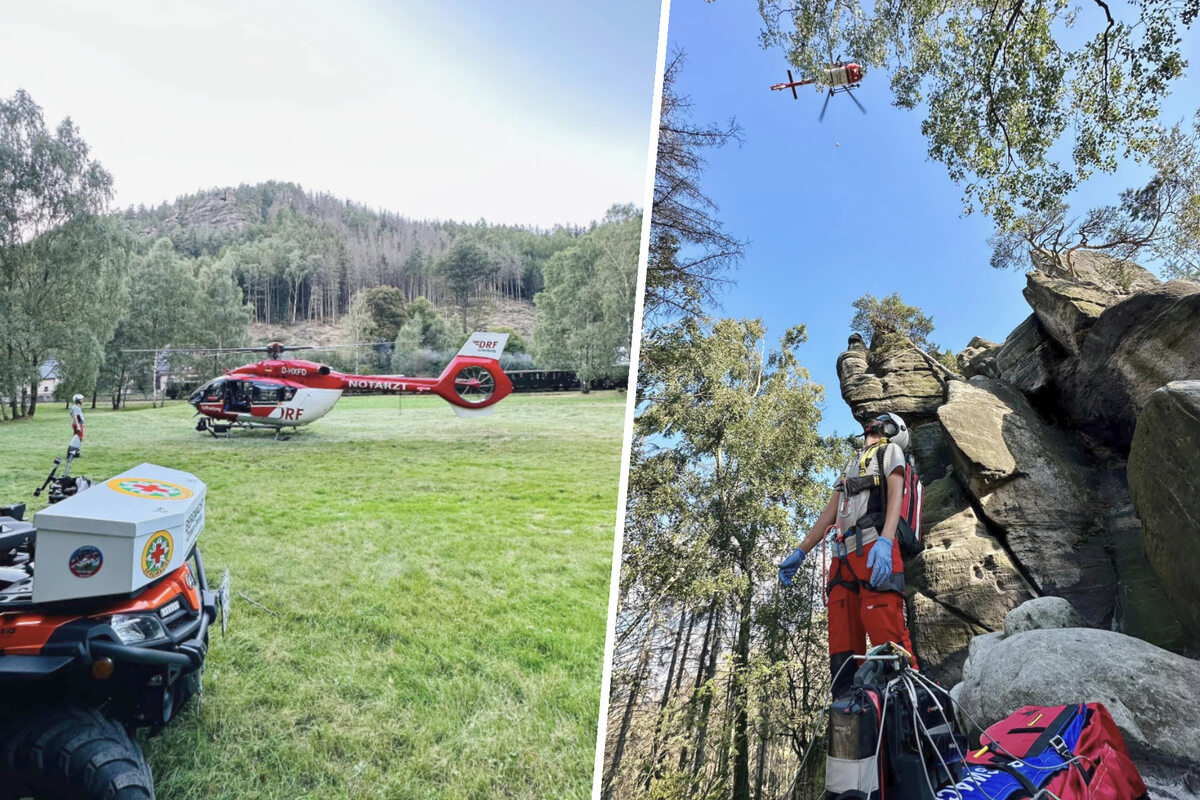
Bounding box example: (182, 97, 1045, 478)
(505, 370, 624, 393)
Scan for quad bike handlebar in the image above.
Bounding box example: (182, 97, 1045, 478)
(33, 457, 63, 498)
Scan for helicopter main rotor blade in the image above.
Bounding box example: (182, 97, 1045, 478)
(846, 88, 867, 114)
(788, 69, 798, 99)
(120, 346, 264, 354)
(819, 89, 832, 122)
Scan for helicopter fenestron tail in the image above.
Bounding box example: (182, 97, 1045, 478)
(336, 332, 512, 415)
(433, 332, 513, 417)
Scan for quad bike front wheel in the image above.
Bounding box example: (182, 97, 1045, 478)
(0, 708, 154, 799)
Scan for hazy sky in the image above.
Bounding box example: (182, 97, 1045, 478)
(0, 0, 662, 227)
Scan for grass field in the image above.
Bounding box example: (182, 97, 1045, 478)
(0, 393, 626, 799)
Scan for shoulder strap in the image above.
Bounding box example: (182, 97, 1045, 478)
(874, 445, 887, 508)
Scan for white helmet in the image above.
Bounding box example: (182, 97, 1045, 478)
(72, 394, 84, 404)
(867, 412, 908, 451)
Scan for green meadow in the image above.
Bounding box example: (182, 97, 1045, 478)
(0, 393, 626, 799)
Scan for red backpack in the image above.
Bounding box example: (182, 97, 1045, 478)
(953, 703, 1148, 800)
(873, 448, 923, 558)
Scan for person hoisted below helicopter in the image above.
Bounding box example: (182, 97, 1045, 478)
(778, 412, 918, 698)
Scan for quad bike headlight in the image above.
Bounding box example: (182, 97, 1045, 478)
(109, 613, 167, 645)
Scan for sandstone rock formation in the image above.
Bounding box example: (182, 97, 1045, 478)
(836, 252, 1197, 683)
(937, 379, 1116, 624)
(1129, 381, 1200, 652)
(1023, 271, 1115, 355)
(1062, 281, 1200, 448)
(836, 333, 944, 426)
(906, 478, 1033, 681)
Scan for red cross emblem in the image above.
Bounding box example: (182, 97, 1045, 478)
(141, 532, 174, 578)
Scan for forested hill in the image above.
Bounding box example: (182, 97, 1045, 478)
(120, 181, 589, 325)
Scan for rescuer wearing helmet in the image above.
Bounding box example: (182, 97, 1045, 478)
(778, 411, 918, 697)
(69, 393, 85, 456)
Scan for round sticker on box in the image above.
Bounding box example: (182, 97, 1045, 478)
(141, 531, 173, 578)
(107, 478, 193, 501)
(69, 545, 103, 578)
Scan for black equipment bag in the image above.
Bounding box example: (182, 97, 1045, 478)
(825, 648, 965, 800)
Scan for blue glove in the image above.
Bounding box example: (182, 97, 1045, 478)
(867, 539, 894, 589)
(778, 547, 807, 586)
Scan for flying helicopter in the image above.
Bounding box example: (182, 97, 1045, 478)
(770, 60, 866, 121)
(127, 332, 511, 438)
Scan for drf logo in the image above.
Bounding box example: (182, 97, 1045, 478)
(282, 407, 304, 421)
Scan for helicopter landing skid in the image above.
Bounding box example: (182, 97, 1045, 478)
(197, 416, 299, 440)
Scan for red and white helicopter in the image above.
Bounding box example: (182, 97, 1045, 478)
(171, 332, 511, 438)
(770, 60, 866, 121)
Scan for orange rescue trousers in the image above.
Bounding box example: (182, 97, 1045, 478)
(826, 538, 918, 694)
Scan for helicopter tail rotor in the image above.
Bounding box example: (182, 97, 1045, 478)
(432, 356, 513, 415)
(430, 332, 513, 414)
(787, 69, 798, 99)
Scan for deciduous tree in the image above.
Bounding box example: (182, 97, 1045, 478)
(534, 207, 641, 388)
(0, 89, 115, 416)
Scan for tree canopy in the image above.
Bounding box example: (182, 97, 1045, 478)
(757, 1, 1198, 233)
(1, 90, 119, 416)
(990, 112, 1200, 279)
(437, 238, 497, 333)
(534, 206, 641, 386)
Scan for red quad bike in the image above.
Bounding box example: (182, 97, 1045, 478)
(0, 462, 229, 799)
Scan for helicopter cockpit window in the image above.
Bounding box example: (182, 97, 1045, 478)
(197, 378, 226, 404)
(252, 382, 284, 404)
(282, 387, 297, 401)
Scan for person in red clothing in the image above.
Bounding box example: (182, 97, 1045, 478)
(779, 412, 918, 697)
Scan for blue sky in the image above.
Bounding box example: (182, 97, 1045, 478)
(664, 1, 1200, 437)
(0, 0, 661, 227)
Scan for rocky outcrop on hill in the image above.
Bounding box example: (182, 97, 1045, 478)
(150, 190, 251, 238)
(836, 251, 1199, 685)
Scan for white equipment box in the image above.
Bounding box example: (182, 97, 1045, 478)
(32, 463, 206, 604)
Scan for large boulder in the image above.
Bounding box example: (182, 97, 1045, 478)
(837, 334, 946, 426)
(906, 478, 1034, 682)
(1062, 282, 1200, 449)
(1105, 498, 1188, 653)
(936, 379, 1117, 625)
(1003, 596, 1084, 635)
(1129, 381, 1200, 653)
(957, 623, 1200, 783)
(908, 421, 952, 481)
(992, 314, 1066, 398)
(1022, 271, 1116, 355)
(957, 336, 1000, 379)
(1030, 249, 1160, 295)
